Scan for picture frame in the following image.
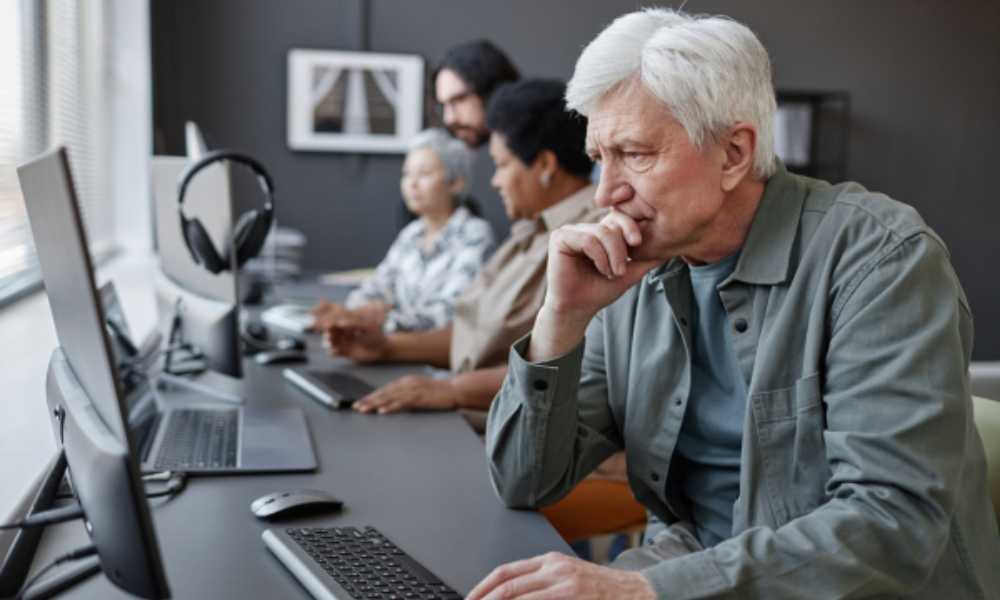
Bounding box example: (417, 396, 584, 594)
(287, 49, 425, 153)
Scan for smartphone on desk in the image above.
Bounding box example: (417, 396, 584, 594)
(283, 367, 375, 409)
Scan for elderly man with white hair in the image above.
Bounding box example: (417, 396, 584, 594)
(470, 8, 1000, 600)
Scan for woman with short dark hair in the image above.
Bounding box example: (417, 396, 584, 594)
(327, 78, 603, 414)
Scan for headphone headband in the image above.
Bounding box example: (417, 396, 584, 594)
(177, 149, 274, 212)
(175, 149, 276, 274)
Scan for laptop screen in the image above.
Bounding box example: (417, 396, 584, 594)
(99, 281, 155, 426)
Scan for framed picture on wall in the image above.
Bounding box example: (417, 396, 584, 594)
(287, 49, 424, 153)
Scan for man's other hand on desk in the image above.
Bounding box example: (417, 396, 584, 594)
(467, 552, 655, 600)
(353, 375, 460, 414)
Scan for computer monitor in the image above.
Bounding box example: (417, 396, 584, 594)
(184, 121, 208, 161)
(153, 271, 242, 378)
(151, 155, 242, 378)
(100, 281, 159, 432)
(18, 147, 170, 598)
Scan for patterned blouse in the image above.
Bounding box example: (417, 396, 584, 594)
(346, 206, 495, 332)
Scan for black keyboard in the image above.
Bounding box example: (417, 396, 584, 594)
(264, 526, 462, 600)
(153, 408, 238, 470)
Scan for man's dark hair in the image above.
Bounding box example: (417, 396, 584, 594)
(434, 40, 520, 101)
(485, 79, 593, 179)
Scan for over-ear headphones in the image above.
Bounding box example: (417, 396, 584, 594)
(177, 150, 275, 274)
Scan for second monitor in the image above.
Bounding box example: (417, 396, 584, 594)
(151, 154, 242, 378)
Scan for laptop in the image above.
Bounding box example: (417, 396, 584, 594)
(100, 280, 317, 473)
(18, 147, 318, 474)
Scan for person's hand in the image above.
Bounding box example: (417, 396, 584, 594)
(310, 300, 344, 332)
(324, 313, 389, 363)
(352, 375, 461, 414)
(467, 552, 656, 600)
(352, 301, 389, 327)
(312, 300, 388, 332)
(545, 209, 662, 323)
(528, 210, 663, 361)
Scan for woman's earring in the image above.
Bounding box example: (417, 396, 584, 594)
(539, 172, 551, 188)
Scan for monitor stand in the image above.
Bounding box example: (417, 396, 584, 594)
(156, 300, 244, 405)
(0, 452, 68, 596)
(0, 451, 100, 599)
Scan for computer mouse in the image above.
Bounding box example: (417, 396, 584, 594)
(275, 336, 306, 352)
(245, 321, 269, 340)
(251, 489, 344, 520)
(254, 349, 307, 365)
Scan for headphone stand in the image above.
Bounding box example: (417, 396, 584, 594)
(156, 299, 244, 405)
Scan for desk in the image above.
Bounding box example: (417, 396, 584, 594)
(26, 343, 570, 597)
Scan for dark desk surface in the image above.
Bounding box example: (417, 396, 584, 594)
(29, 345, 570, 598)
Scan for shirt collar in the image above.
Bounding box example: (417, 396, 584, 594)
(407, 205, 470, 252)
(509, 219, 540, 250)
(431, 205, 470, 248)
(646, 161, 804, 287)
(729, 161, 803, 285)
(539, 184, 597, 231)
(510, 184, 597, 251)
(442, 205, 469, 233)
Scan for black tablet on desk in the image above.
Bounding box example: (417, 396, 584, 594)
(283, 368, 375, 409)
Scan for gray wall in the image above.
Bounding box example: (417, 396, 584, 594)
(151, 0, 1000, 359)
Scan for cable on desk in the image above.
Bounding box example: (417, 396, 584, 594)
(142, 470, 188, 499)
(54, 470, 188, 502)
(15, 543, 96, 600)
(0, 502, 85, 530)
(42, 470, 186, 509)
(115, 344, 186, 387)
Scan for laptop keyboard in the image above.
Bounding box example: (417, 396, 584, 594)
(286, 526, 462, 600)
(153, 408, 238, 470)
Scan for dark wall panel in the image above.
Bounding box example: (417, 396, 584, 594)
(151, 0, 1000, 359)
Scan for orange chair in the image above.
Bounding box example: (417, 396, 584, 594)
(540, 478, 646, 544)
(540, 453, 646, 545)
(459, 414, 647, 546)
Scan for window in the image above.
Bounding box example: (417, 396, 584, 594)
(0, 0, 116, 305)
(0, 1, 35, 301)
(0, 0, 152, 525)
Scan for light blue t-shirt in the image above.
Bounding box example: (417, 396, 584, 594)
(674, 252, 747, 547)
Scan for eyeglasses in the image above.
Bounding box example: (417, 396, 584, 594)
(435, 90, 475, 117)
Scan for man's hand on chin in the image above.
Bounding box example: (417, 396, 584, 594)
(529, 214, 661, 362)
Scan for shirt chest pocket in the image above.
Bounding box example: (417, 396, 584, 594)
(750, 373, 830, 525)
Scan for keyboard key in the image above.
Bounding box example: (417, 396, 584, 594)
(153, 409, 238, 470)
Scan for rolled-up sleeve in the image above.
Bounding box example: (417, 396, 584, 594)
(485, 313, 623, 509)
(628, 232, 976, 599)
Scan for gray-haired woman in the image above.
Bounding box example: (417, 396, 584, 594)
(312, 128, 495, 333)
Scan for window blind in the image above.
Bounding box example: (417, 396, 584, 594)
(0, 0, 114, 304)
(0, 0, 36, 299)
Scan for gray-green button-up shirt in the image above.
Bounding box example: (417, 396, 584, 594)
(485, 165, 1000, 599)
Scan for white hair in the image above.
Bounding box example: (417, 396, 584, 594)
(408, 128, 474, 191)
(566, 8, 777, 179)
